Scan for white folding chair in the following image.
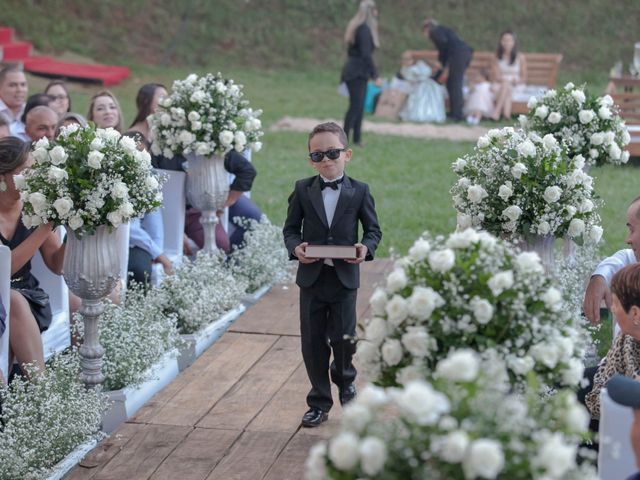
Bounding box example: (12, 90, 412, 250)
(32, 228, 70, 360)
(0, 245, 11, 382)
(598, 387, 636, 479)
(116, 222, 130, 293)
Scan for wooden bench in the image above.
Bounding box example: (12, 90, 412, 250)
(403, 50, 563, 115)
(612, 92, 640, 157)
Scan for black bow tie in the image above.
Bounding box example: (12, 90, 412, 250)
(320, 177, 343, 190)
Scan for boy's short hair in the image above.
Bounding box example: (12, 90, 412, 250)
(611, 263, 640, 313)
(308, 122, 349, 150)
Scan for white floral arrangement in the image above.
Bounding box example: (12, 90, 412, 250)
(149, 72, 264, 158)
(356, 229, 587, 389)
(227, 216, 294, 293)
(154, 252, 247, 334)
(306, 350, 596, 480)
(16, 125, 163, 235)
(0, 351, 105, 479)
(522, 82, 631, 168)
(450, 127, 602, 243)
(74, 284, 180, 391)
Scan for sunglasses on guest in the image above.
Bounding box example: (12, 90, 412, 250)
(309, 148, 346, 163)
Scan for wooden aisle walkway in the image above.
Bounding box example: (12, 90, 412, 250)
(67, 259, 393, 480)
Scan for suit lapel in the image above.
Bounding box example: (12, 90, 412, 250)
(331, 176, 355, 228)
(308, 177, 329, 227)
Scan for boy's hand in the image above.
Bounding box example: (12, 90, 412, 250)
(345, 243, 367, 264)
(294, 242, 319, 264)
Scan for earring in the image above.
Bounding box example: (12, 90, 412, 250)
(0, 176, 6, 192)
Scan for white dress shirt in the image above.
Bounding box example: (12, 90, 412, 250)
(0, 98, 28, 141)
(320, 174, 343, 266)
(593, 248, 636, 285)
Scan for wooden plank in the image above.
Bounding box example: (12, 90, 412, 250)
(231, 286, 300, 336)
(65, 423, 141, 480)
(205, 431, 290, 480)
(148, 333, 278, 427)
(263, 433, 324, 480)
(92, 424, 191, 480)
(197, 336, 302, 430)
(150, 428, 241, 480)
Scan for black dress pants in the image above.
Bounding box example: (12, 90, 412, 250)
(128, 246, 153, 286)
(300, 265, 357, 412)
(447, 49, 472, 121)
(344, 77, 368, 144)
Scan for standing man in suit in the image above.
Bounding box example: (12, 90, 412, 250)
(283, 122, 382, 427)
(422, 18, 473, 122)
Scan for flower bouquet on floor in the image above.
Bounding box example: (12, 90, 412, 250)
(15, 125, 163, 235)
(450, 127, 602, 245)
(356, 229, 588, 389)
(306, 350, 597, 480)
(148, 72, 264, 158)
(521, 82, 631, 168)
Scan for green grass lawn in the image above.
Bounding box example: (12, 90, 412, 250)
(26, 65, 638, 258)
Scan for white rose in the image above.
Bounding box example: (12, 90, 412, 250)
(536, 221, 550, 235)
(497, 184, 513, 201)
(408, 238, 430, 261)
(219, 130, 234, 147)
(589, 225, 603, 244)
(145, 176, 159, 190)
(457, 213, 472, 230)
(305, 443, 327, 480)
(545, 89, 557, 98)
(67, 214, 83, 231)
(530, 342, 560, 368)
(516, 139, 537, 158)
(567, 218, 585, 237)
(111, 181, 129, 199)
(508, 355, 535, 375)
(428, 249, 455, 272)
(185, 73, 198, 84)
(622, 128, 631, 145)
(355, 341, 380, 368)
(463, 439, 505, 480)
(470, 297, 494, 324)
(609, 143, 622, 160)
(533, 433, 576, 478)
(48, 166, 68, 183)
(370, 287, 388, 316)
(191, 121, 202, 131)
(548, 111, 562, 124)
(22, 215, 42, 228)
(107, 211, 123, 227)
(579, 199, 594, 213)
(234, 130, 247, 145)
(527, 96, 538, 109)
(364, 317, 388, 345)
(118, 201, 134, 217)
(187, 111, 200, 122)
(452, 158, 467, 172)
(28, 192, 48, 213)
(137, 149, 152, 167)
(502, 205, 522, 222)
(381, 338, 403, 366)
(571, 89, 586, 104)
(342, 403, 372, 433)
(408, 286, 445, 320)
(160, 113, 172, 126)
(386, 268, 407, 292)
(34, 137, 49, 150)
(518, 114, 528, 128)
(487, 270, 514, 296)
(598, 105, 612, 120)
(476, 135, 490, 148)
(436, 349, 480, 382)
(250, 141, 262, 152)
(119, 135, 138, 155)
(395, 364, 423, 385)
(622, 150, 630, 163)
(385, 295, 409, 327)
(515, 251, 543, 273)
(603, 131, 616, 145)
(439, 430, 469, 463)
(578, 109, 595, 124)
(87, 150, 104, 169)
(467, 184, 488, 204)
(190, 90, 206, 103)
(359, 437, 387, 476)
(542, 133, 558, 151)
(543, 185, 562, 203)
(53, 197, 73, 218)
(103, 127, 121, 143)
(534, 105, 549, 119)
(357, 384, 388, 409)
(511, 162, 527, 179)
(573, 154, 586, 170)
(49, 145, 68, 165)
(12, 174, 26, 190)
(394, 380, 450, 425)
(328, 432, 360, 470)
(401, 326, 432, 357)
(179, 130, 195, 146)
(32, 147, 49, 164)
(561, 357, 585, 386)
(541, 287, 562, 310)
(590, 132, 604, 146)
(446, 228, 479, 249)
(563, 401, 590, 432)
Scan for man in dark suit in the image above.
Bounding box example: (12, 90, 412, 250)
(423, 18, 473, 122)
(283, 122, 382, 427)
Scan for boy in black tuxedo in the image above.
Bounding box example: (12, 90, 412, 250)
(283, 122, 382, 427)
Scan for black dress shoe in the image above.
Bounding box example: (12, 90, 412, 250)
(339, 383, 357, 406)
(301, 408, 328, 427)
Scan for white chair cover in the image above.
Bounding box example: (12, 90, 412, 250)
(0, 245, 10, 382)
(116, 222, 130, 293)
(32, 228, 70, 360)
(598, 387, 636, 479)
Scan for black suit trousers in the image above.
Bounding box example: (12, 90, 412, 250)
(300, 265, 357, 412)
(446, 49, 472, 120)
(344, 77, 368, 144)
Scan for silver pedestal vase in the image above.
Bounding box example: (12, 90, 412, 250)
(63, 225, 120, 389)
(520, 234, 556, 274)
(185, 153, 229, 254)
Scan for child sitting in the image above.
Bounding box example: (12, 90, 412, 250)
(464, 69, 494, 125)
(398, 53, 446, 123)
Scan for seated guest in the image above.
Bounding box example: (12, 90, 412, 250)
(20, 93, 54, 125)
(44, 80, 71, 119)
(398, 53, 446, 123)
(464, 69, 494, 125)
(0, 113, 10, 138)
(25, 106, 58, 143)
(490, 30, 527, 120)
(128, 83, 168, 147)
(55, 112, 88, 137)
(0, 137, 66, 377)
(583, 263, 640, 426)
(606, 375, 640, 480)
(0, 65, 29, 141)
(87, 90, 123, 132)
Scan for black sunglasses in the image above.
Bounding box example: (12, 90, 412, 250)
(309, 148, 346, 163)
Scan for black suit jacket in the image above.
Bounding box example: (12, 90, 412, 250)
(283, 175, 382, 290)
(429, 25, 473, 80)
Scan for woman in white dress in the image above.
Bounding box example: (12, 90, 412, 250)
(490, 31, 527, 120)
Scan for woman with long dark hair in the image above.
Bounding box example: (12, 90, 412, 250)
(341, 0, 380, 147)
(490, 31, 527, 120)
(128, 83, 168, 148)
